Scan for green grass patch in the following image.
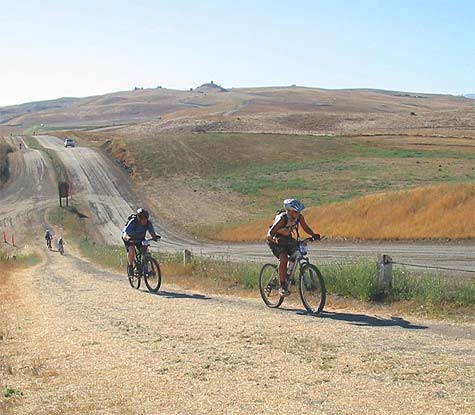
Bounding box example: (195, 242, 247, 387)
(49, 206, 88, 236)
(126, 132, 474, 222)
(320, 259, 380, 301)
(0, 248, 40, 267)
(3, 386, 23, 398)
(391, 268, 475, 307)
(320, 258, 475, 308)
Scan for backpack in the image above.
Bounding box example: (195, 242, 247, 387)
(125, 214, 137, 227)
(269, 209, 300, 238)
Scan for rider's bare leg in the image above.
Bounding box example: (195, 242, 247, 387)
(278, 253, 288, 287)
(127, 245, 136, 267)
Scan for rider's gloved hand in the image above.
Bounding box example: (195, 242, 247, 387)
(311, 233, 321, 241)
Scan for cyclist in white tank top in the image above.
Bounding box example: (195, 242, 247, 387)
(267, 199, 320, 296)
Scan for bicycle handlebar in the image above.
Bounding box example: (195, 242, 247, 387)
(273, 236, 325, 246)
(301, 236, 326, 243)
(128, 237, 160, 244)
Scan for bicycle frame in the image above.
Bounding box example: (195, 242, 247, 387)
(127, 239, 162, 293)
(134, 240, 152, 275)
(286, 239, 312, 285)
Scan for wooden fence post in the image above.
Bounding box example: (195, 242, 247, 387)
(183, 249, 193, 266)
(377, 254, 393, 292)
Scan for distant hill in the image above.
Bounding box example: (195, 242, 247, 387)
(0, 86, 473, 138)
(195, 82, 227, 93)
(463, 94, 475, 99)
(0, 97, 80, 124)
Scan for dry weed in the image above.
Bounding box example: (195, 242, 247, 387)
(212, 183, 475, 241)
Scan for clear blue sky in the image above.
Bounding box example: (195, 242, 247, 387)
(0, 0, 474, 106)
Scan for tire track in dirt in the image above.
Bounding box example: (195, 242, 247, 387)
(0, 136, 56, 230)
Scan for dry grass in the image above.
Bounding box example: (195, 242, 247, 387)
(0, 137, 13, 184)
(211, 184, 475, 241)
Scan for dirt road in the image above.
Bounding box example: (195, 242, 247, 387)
(32, 134, 475, 272)
(1, 248, 474, 414)
(0, 136, 56, 230)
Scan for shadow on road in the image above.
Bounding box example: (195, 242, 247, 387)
(314, 311, 428, 329)
(276, 306, 427, 329)
(143, 289, 211, 301)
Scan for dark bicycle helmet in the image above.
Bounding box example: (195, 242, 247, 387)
(136, 208, 149, 219)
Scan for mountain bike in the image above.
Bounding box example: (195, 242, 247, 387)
(128, 239, 162, 293)
(58, 240, 64, 255)
(259, 237, 326, 315)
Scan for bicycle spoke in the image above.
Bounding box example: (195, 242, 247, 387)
(144, 257, 161, 293)
(128, 262, 141, 289)
(299, 264, 326, 314)
(259, 264, 284, 308)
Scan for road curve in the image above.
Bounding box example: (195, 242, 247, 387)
(0, 136, 56, 230)
(19, 135, 475, 272)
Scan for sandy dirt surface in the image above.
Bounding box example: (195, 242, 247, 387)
(1, 249, 474, 415)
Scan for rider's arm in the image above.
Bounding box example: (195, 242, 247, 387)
(147, 222, 161, 241)
(299, 215, 320, 240)
(267, 217, 285, 243)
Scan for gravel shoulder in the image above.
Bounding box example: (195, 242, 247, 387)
(1, 249, 474, 415)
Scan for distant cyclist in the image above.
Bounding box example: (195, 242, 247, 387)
(45, 229, 53, 250)
(57, 236, 65, 255)
(122, 208, 161, 277)
(267, 199, 320, 296)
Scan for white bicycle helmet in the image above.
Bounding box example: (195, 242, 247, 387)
(283, 198, 305, 212)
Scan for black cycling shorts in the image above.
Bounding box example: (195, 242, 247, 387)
(267, 238, 298, 259)
(122, 238, 143, 252)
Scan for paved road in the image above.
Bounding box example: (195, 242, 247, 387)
(5, 134, 475, 273)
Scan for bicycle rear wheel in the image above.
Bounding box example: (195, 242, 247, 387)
(128, 264, 141, 289)
(299, 264, 326, 315)
(143, 256, 162, 293)
(259, 264, 284, 308)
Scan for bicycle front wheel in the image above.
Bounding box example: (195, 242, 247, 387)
(143, 256, 162, 293)
(128, 265, 141, 290)
(259, 263, 284, 308)
(299, 264, 326, 315)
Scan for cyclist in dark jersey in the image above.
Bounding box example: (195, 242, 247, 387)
(122, 208, 161, 277)
(45, 229, 53, 249)
(267, 199, 320, 296)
